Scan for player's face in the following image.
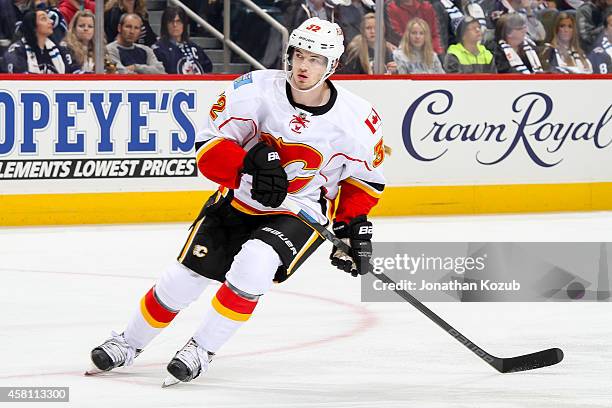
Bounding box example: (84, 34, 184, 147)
(36, 10, 53, 38)
(409, 24, 425, 49)
(606, 15, 612, 36)
(167, 15, 184, 41)
(290, 48, 328, 90)
(75, 16, 95, 43)
(119, 16, 142, 45)
(557, 18, 573, 43)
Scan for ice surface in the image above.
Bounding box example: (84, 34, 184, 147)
(0, 212, 610, 407)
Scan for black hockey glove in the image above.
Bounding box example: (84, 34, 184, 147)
(330, 215, 373, 277)
(242, 142, 288, 208)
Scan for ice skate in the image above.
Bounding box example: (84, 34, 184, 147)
(85, 331, 141, 375)
(162, 338, 213, 387)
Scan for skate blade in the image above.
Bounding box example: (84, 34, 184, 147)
(161, 375, 181, 388)
(84, 366, 105, 376)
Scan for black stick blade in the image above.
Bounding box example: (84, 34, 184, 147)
(495, 348, 564, 373)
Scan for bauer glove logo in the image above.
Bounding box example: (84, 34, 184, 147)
(267, 152, 281, 162)
(358, 225, 373, 235)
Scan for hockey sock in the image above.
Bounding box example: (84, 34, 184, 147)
(193, 281, 259, 353)
(124, 286, 179, 349)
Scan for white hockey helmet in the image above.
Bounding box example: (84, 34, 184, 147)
(284, 17, 345, 92)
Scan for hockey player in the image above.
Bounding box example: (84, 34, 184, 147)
(88, 17, 386, 386)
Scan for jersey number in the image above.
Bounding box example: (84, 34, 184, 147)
(373, 138, 384, 168)
(305, 24, 321, 32)
(260, 132, 323, 193)
(209, 93, 226, 120)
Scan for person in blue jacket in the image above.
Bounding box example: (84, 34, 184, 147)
(588, 9, 612, 73)
(151, 6, 212, 74)
(3, 9, 78, 73)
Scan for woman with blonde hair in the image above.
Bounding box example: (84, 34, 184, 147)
(104, 0, 157, 46)
(541, 12, 593, 73)
(340, 12, 397, 74)
(63, 10, 97, 72)
(393, 17, 445, 73)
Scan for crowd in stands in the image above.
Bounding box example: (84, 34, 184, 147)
(0, 0, 610, 74)
(0, 0, 212, 73)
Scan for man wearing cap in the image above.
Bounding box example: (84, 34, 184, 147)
(443, 15, 497, 73)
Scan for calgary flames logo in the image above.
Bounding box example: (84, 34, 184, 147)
(260, 132, 323, 193)
(289, 115, 310, 134)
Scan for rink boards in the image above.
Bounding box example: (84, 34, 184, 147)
(0, 74, 611, 225)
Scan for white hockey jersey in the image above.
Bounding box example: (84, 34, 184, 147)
(195, 69, 386, 225)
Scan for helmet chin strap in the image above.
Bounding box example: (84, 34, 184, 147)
(286, 71, 329, 93)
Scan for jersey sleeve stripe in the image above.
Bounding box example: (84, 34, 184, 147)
(324, 152, 372, 172)
(196, 138, 223, 163)
(217, 117, 259, 145)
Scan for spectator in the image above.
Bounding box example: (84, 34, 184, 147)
(385, 0, 444, 54)
(393, 17, 445, 72)
(339, 12, 398, 73)
(0, 0, 19, 54)
(463, 0, 497, 43)
(179, 0, 208, 33)
(549, 0, 585, 9)
(10, 0, 30, 23)
(538, 3, 560, 43)
(58, 0, 96, 25)
(151, 6, 212, 74)
(195, 0, 223, 33)
(33, 0, 67, 44)
(444, 15, 497, 72)
(429, 0, 460, 52)
(104, 0, 157, 46)
(492, 0, 547, 43)
(106, 13, 165, 74)
(541, 12, 593, 72)
(335, 0, 374, 46)
(63, 9, 110, 72)
(3, 9, 78, 73)
(576, 0, 612, 52)
(277, 0, 338, 69)
(492, 12, 544, 72)
(286, 0, 336, 32)
(588, 8, 612, 72)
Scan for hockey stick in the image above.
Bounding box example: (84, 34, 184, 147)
(284, 201, 564, 373)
